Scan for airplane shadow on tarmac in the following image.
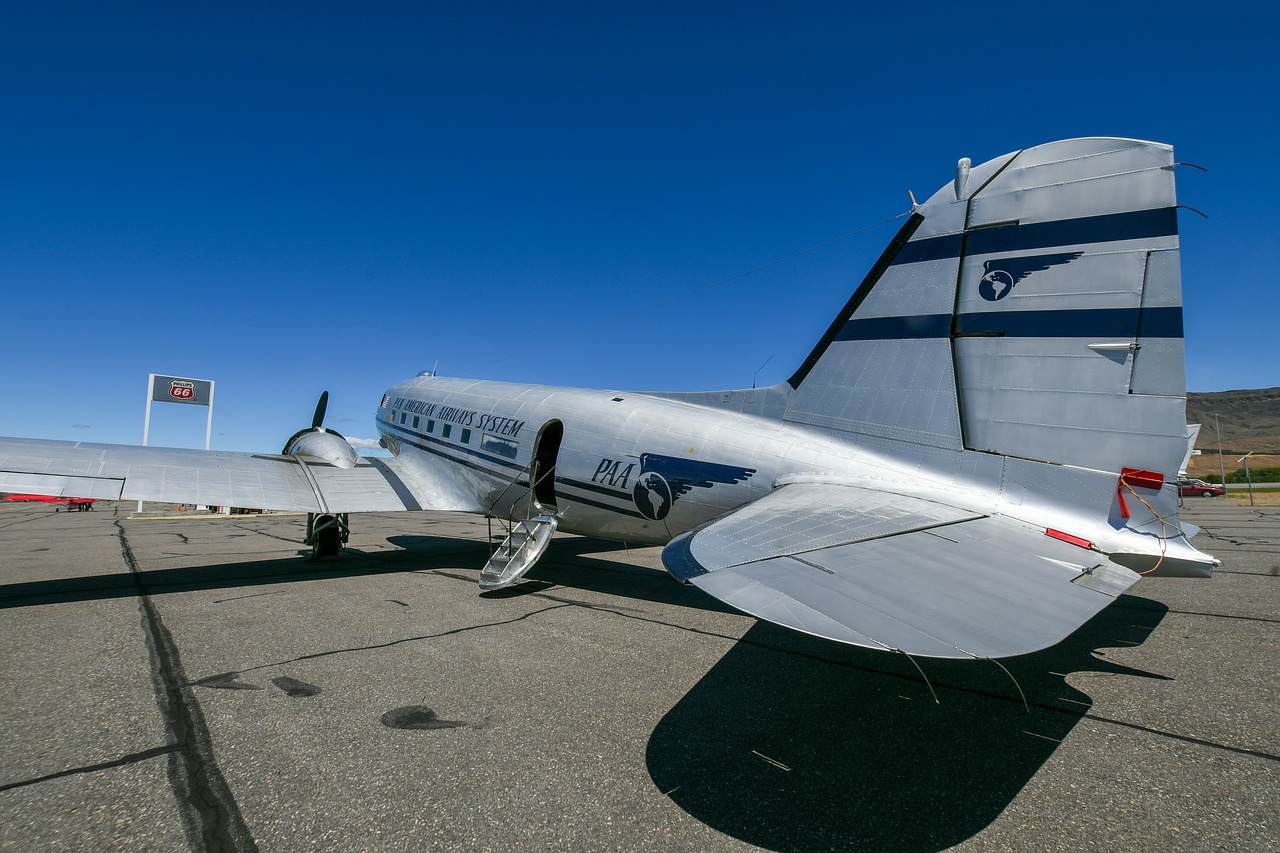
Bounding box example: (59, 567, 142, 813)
(0, 540, 492, 608)
(390, 534, 747, 614)
(0, 532, 714, 613)
(643, 596, 1171, 853)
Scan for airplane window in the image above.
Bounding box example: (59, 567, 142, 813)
(427, 419, 435, 433)
(413, 416, 420, 429)
(482, 434, 519, 459)
(399, 412, 406, 424)
(442, 424, 452, 439)
(461, 428, 471, 444)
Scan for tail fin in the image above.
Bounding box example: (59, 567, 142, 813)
(785, 138, 1188, 479)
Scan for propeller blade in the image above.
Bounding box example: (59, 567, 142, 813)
(312, 391, 329, 430)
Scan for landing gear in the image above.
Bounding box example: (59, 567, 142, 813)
(306, 513, 349, 561)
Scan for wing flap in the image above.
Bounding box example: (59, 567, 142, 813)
(0, 437, 470, 513)
(0, 470, 125, 500)
(663, 483, 1139, 659)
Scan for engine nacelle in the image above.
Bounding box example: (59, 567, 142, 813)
(282, 428, 359, 469)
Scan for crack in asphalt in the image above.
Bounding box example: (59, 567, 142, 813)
(227, 523, 304, 545)
(0, 745, 179, 792)
(190, 603, 575, 684)
(1209, 567, 1280, 575)
(115, 520, 259, 853)
(0, 510, 60, 531)
(1113, 601, 1280, 624)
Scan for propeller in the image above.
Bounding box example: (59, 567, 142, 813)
(312, 391, 329, 430)
(281, 390, 356, 467)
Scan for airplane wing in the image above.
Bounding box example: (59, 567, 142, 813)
(662, 482, 1139, 659)
(0, 436, 484, 514)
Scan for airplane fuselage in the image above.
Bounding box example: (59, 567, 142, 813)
(374, 375, 881, 545)
(372, 373, 1217, 581)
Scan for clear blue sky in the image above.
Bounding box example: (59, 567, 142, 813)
(2, 2, 1276, 452)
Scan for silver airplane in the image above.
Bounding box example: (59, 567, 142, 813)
(0, 137, 1218, 660)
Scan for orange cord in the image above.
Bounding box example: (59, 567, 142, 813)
(1119, 480, 1186, 575)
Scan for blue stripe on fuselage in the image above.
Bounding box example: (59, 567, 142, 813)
(834, 314, 952, 340)
(834, 306, 1182, 341)
(382, 421, 647, 519)
(955, 306, 1183, 338)
(891, 208, 1178, 267)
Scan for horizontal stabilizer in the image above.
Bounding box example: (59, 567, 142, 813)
(663, 483, 1139, 659)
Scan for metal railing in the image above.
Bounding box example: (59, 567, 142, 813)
(483, 461, 557, 556)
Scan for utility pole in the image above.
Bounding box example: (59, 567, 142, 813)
(1214, 413, 1226, 486)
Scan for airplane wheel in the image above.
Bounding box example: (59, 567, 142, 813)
(312, 515, 341, 561)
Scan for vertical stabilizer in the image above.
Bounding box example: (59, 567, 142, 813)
(786, 138, 1188, 480)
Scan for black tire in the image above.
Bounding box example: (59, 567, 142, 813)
(313, 515, 341, 560)
(1201, 490, 1215, 498)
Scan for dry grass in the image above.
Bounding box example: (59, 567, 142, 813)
(1228, 491, 1280, 506)
(1186, 453, 1278, 481)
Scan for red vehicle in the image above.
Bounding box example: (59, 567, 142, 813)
(2, 494, 96, 510)
(1177, 478, 1226, 498)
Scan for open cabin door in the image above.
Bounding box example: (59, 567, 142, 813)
(529, 419, 563, 514)
(480, 418, 562, 590)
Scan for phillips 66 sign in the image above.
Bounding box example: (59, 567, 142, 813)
(150, 374, 213, 406)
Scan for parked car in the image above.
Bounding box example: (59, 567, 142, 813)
(1177, 478, 1227, 497)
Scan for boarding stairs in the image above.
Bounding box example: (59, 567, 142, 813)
(479, 514, 558, 590)
(480, 457, 559, 591)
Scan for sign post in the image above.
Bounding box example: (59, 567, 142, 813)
(1238, 452, 1255, 507)
(139, 374, 216, 513)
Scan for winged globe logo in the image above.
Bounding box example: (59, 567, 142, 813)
(979, 251, 1083, 301)
(633, 472, 673, 520)
(631, 453, 756, 521)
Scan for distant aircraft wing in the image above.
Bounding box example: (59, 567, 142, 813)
(662, 482, 1139, 659)
(0, 437, 484, 514)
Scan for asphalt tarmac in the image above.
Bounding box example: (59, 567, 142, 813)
(1, 500, 1275, 851)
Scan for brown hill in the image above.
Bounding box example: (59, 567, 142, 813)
(1186, 388, 1280, 455)
(1185, 388, 1280, 480)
